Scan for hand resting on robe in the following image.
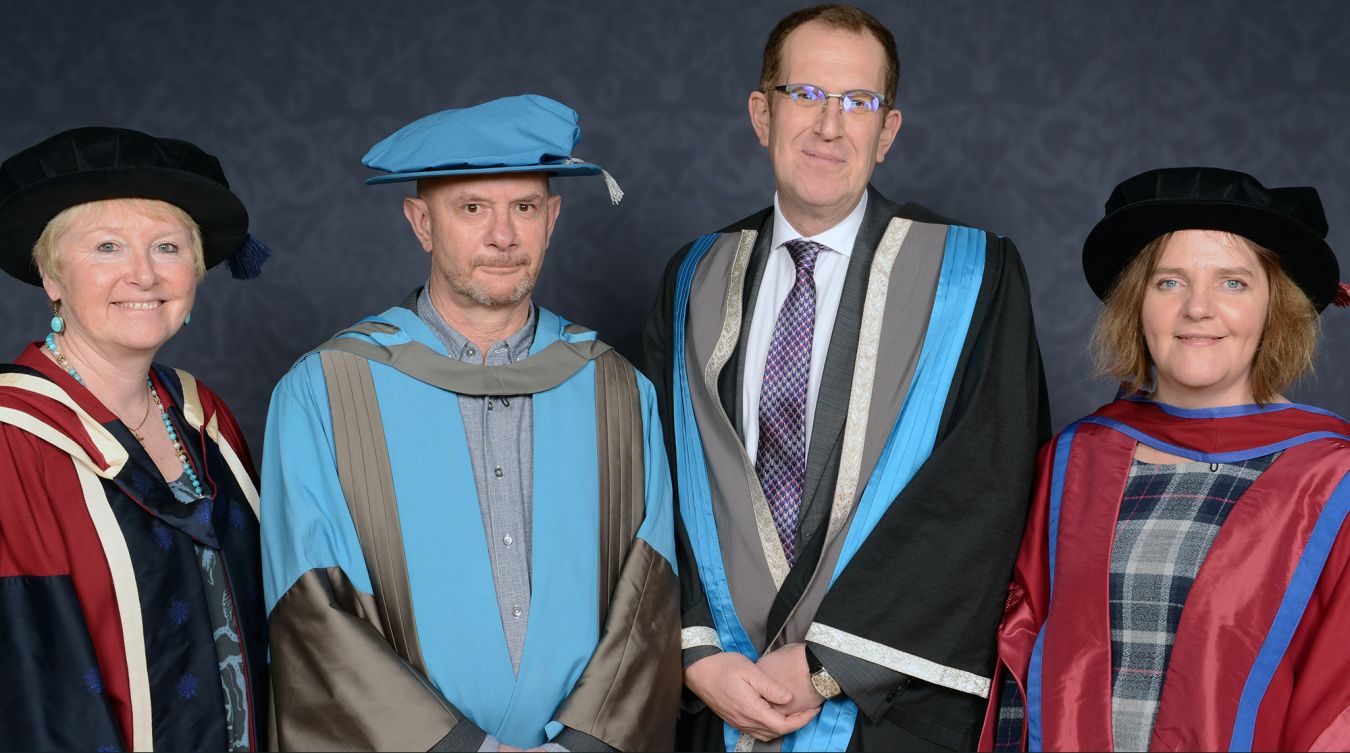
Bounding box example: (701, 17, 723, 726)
(685, 651, 819, 742)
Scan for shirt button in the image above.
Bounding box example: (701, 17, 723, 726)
(465, 347, 477, 357)
(512, 605, 522, 618)
(494, 467, 504, 478)
(503, 534, 514, 547)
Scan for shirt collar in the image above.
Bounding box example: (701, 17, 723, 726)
(416, 284, 536, 364)
(769, 190, 868, 258)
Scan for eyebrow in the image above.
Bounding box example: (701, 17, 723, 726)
(453, 193, 545, 204)
(1152, 266, 1255, 276)
(74, 224, 187, 237)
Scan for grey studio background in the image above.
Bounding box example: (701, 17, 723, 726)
(2, 0, 1347, 462)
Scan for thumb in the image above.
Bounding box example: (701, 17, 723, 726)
(744, 666, 793, 705)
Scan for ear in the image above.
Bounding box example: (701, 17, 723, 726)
(544, 193, 563, 244)
(41, 274, 64, 304)
(748, 90, 772, 147)
(402, 196, 435, 253)
(874, 106, 903, 163)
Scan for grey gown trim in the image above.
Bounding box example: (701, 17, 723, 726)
(594, 349, 644, 625)
(701, 229, 794, 590)
(681, 216, 948, 673)
(318, 348, 430, 675)
(822, 218, 912, 544)
(317, 320, 610, 396)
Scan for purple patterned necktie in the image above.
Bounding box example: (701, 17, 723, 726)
(756, 238, 822, 565)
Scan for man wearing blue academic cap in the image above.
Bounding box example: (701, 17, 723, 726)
(261, 95, 679, 752)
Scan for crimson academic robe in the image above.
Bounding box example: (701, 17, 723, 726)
(0, 344, 266, 751)
(982, 397, 1350, 752)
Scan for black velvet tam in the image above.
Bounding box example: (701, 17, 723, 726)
(1083, 166, 1340, 311)
(0, 126, 250, 285)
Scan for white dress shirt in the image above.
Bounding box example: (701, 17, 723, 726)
(742, 191, 868, 464)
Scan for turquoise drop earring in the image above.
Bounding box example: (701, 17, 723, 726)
(49, 300, 65, 334)
(184, 311, 192, 326)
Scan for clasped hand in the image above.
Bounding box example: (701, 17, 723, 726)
(684, 644, 823, 742)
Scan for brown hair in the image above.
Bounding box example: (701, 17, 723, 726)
(33, 198, 205, 284)
(1090, 232, 1320, 404)
(759, 4, 899, 104)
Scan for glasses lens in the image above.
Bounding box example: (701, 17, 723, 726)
(842, 91, 881, 113)
(785, 84, 824, 106)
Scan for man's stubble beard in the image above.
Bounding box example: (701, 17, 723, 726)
(447, 265, 537, 308)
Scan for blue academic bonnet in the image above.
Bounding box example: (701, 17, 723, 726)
(361, 94, 622, 203)
(0, 126, 271, 285)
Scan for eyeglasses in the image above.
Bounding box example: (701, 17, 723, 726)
(772, 83, 892, 115)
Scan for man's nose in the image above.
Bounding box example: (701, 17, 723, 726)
(489, 210, 517, 246)
(814, 95, 846, 139)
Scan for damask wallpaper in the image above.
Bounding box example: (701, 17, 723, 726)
(2, 0, 1347, 457)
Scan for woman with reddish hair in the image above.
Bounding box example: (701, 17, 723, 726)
(984, 166, 1350, 752)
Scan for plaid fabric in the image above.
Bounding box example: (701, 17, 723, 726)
(991, 452, 1276, 752)
(1109, 453, 1275, 751)
(993, 669, 1025, 751)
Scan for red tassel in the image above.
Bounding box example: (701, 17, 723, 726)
(1335, 282, 1350, 308)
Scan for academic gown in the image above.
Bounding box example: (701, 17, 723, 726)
(0, 344, 267, 751)
(262, 298, 681, 752)
(981, 397, 1350, 752)
(642, 187, 1051, 751)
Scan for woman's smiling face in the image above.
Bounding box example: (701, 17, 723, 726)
(1141, 229, 1271, 408)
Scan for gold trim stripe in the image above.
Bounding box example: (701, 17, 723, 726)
(210, 414, 261, 520)
(680, 626, 723, 651)
(175, 370, 261, 520)
(0, 408, 112, 477)
(175, 369, 205, 431)
(75, 461, 155, 749)
(806, 622, 991, 698)
(0, 373, 127, 474)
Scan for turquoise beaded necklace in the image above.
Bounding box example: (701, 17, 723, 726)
(45, 332, 203, 497)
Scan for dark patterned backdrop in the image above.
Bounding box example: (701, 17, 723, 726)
(3, 0, 1347, 460)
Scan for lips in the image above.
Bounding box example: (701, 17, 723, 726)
(475, 264, 524, 274)
(802, 149, 845, 165)
(1175, 334, 1224, 344)
(473, 256, 527, 272)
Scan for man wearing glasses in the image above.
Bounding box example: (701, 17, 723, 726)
(642, 4, 1049, 751)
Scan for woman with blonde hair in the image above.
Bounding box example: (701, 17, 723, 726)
(983, 167, 1350, 752)
(0, 127, 270, 750)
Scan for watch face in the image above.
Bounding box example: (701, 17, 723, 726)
(811, 669, 841, 699)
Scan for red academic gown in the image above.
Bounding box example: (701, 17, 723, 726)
(981, 397, 1350, 752)
(0, 344, 266, 751)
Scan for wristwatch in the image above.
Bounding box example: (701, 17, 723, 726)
(807, 647, 842, 700)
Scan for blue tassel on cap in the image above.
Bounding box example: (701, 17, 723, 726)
(227, 234, 272, 279)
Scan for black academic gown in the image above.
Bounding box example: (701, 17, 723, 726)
(641, 187, 1051, 751)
